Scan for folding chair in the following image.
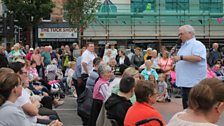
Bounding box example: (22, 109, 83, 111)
(135, 117, 163, 126)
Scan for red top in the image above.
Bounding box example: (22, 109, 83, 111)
(124, 102, 166, 126)
(25, 52, 32, 61)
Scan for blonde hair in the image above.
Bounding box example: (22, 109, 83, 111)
(67, 61, 75, 68)
(122, 67, 139, 77)
(13, 43, 20, 50)
(159, 73, 165, 78)
(34, 47, 40, 53)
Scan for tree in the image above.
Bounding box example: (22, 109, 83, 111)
(3, 0, 54, 47)
(64, 0, 100, 46)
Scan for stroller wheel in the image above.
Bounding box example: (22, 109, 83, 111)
(165, 98, 171, 102)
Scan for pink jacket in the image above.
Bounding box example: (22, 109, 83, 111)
(93, 78, 109, 101)
(207, 70, 216, 78)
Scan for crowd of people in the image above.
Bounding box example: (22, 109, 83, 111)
(0, 24, 224, 126)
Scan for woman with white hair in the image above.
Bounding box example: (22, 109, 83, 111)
(151, 49, 160, 69)
(89, 63, 113, 126)
(103, 49, 113, 64)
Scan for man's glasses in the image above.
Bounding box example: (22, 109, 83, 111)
(178, 33, 184, 36)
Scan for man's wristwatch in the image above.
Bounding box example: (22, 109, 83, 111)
(180, 55, 183, 60)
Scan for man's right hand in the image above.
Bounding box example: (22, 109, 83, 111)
(172, 56, 180, 62)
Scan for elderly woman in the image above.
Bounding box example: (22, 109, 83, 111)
(103, 49, 113, 64)
(124, 80, 166, 126)
(110, 66, 140, 104)
(0, 70, 62, 126)
(168, 78, 224, 126)
(9, 43, 26, 62)
(151, 49, 160, 70)
(89, 63, 113, 126)
(144, 47, 153, 61)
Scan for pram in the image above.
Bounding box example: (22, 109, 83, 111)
(45, 64, 65, 99)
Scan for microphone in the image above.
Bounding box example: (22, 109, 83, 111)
(170, 44, 177, 56)
(171, 39, 181, 56)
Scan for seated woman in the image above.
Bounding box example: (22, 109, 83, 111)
(167, 78, 224, 126)
(207, 64, 216, 78)
(110, 66, 140, 104)
(212, 64, 224, 76)
(116, 49, 130, 66)
(9, 62, 61, 124)
(27, 60, 50, 94)
(124, 80, 166, 126)
(46, 59, 59, 81)
(0, 70, 62, 126)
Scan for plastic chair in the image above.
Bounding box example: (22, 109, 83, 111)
(135, 117, 163, 126)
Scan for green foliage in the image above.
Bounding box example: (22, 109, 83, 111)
(64, 0, 100, 29)
(3, 0, 54, 28)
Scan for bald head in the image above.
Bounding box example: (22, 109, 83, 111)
(212, 43, 219, 50)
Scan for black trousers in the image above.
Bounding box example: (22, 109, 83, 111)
(181, 87, 191, 109)
(81, 74, 89, 85)
(36, 65, 42, 76)
(88, 99, 103, 126)
(39, 107, 61, 121)
(73, 78, 85, 97)
(40, 96, 53, 109)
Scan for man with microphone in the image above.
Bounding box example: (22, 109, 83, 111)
(172, 25, 207, 109)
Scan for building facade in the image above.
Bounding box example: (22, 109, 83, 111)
(37, 0, 224, 48)
(83, 0, 224, 48)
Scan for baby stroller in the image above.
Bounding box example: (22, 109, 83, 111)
(46, 63, 65, 99)
(136, 118, 163, 126)
(46, 63, 58, 81)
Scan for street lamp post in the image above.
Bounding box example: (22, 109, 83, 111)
(18, 27, 22, 42)
(3, 12, 7, 47)
(14, 25, 22, 43)
(30, 16, 34, 47)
